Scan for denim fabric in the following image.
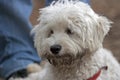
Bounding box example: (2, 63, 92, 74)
(45, 0, 90, 6)
(0, 0, 40, 78)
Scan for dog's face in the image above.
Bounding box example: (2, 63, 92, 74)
(32, 1, 112, 65)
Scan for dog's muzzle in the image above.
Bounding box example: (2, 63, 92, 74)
(47, 54, 75, 66)
(47, 48, 89, 66)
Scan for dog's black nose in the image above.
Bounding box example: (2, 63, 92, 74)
(50, 44, 61, 54)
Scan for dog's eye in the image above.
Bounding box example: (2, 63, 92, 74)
(48, 30, 54, 37)
(65, 28, 73, 35)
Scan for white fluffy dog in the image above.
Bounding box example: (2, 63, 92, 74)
(11, 0, 120, 80)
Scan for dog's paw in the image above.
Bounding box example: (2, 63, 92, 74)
(8, 63, 42, 80)
(27, 63, 42, 74)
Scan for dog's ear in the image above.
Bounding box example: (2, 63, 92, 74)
(98, 16, 113, 37)
(31, 25, 40, 40)
(95, 16, 112, 48)
(87, 16, 112, 52)
(96, 16, 112, 45)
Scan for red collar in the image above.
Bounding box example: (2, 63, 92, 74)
(87, 66, 108, 80)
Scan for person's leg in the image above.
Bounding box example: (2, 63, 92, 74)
(0, 0, 40, 79)
(45, 0, 90, 6)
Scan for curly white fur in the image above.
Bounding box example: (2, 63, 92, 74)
(10, 0, 120, 80)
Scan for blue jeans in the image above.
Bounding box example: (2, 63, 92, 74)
(0, 0, 90, 78)
(0, 0, 40, 78)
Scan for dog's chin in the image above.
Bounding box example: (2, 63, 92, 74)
(46, 53, 81, 66)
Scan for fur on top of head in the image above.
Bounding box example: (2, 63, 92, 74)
(32, 0, 112, 57)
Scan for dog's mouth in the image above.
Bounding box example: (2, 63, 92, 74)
(47, 55, 74, 65)
(46, 53, 85, 66)
(44, 49, 89, 66)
